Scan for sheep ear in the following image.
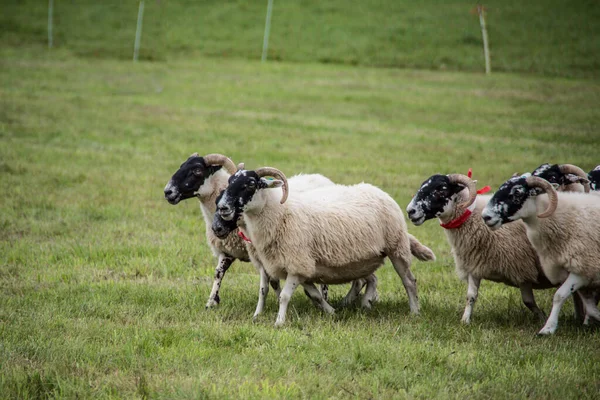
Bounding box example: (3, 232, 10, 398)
(237, 163, 245, 171)
(261, 178, 283, 188)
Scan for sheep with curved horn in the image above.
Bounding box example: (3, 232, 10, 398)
(407, 172, 555, 324)
(482, 175, 600, 335)
(214, 166, 435, 326)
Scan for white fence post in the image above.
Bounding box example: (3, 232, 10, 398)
(261, 0, 274, 62)
(133, 1, 145, 62)
(477, 5, 491, 75)
(48, 0, 53, 49)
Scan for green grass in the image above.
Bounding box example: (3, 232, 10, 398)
(1, 45, 600, 398)
(2, 0, 600, 78)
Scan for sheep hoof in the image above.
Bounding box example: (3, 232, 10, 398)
(205, 299, 219, 309)
(537, 327, 556, 336)
(274, 320, 285, 328)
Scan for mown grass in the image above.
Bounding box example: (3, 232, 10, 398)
(1, 46, 600, 398)
(2, 0, 600, 78)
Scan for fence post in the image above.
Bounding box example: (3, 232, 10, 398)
(48, 0, 53, 48)
(477, 5, 491, 75)
(261, 0, 274, 62)
(133, 1, 145, 62)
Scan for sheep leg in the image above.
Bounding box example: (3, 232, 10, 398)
(578, 289, 600, 325)
(302, 283, 335, 314)
(572, 290, 586, 324)
(538, 272, 589, 336)
(275, 275, 301, 327)
(339, 279, 366, 307)
(361, 274, 379, 309)
(519, 283, 546, 321)
(320, 284, 329, 302)
(205, 255, 235, 309)
(269, 279, 281, 298)
(461, 275, 481, 324)
(389, 255, 419, 314)
(253, 267, 271, 320)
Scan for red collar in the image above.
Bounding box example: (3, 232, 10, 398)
(238, 230, 252, 243)
(440, 208, 473, 229)
(440, 168, 491, 230)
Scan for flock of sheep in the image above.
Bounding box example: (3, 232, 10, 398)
(164, 154, 600, 334)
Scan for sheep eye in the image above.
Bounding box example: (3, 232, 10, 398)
(193, 168, 203, 176)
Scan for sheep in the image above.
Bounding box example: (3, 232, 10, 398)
(588, 165, 600, 191)
(531, 163, 592, 194)
(214, 166, 436, 326)
(482, 175, 600, 335)
(212, 186, 380, 314)
(406, 173, 555, 324)
(532, 163, 599, 316)
(163, 153, 336, 309)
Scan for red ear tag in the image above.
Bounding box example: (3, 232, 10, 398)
(477, 185, 491, 195)
(467, 168, 473, 178)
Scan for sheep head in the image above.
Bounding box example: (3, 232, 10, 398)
(406, 174, 476, 226)
(482, 175, 559, 230)
(164, 153, 237, 205)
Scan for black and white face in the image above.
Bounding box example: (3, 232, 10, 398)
(406, 175, 466, 225)
(482, 176, 542, 230)
(163, 154, 223, 205)
(532, 163, 588, 190)
(211, 190, 242, 239)
(215, 169, 283, 222)
(589, 166, 600, 191)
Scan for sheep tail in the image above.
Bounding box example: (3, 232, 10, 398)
(408, 234, 436, 261)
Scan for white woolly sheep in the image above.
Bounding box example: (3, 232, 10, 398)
(406, 173, 554, 324)
(214, 167, 436, 327)
(482, 175, 600, 335)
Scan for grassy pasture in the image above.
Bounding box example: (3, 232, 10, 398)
(1, 46, 600, 398)
(2, 0, 600, 78)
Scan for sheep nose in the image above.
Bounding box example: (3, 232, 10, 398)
(482, 215, 492, 223)
(164, 188, 173, 196)
(218, 205, 232, 215)
(407, 209, 416, 217)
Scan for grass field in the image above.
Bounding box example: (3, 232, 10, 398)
(1, 44, 599, 398)
(2, 0, 600, 78)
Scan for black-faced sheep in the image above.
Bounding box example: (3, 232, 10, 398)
(214, 167, 435, 327)
(482, 176, 600, 335)
(406, 173, 553, 324)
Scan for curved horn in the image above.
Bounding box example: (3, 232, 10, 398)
(255, 167, 288, 204)
(525, 176, 558, 218)
(447, 174, 477, 210)
(558, 164, 590, 193)
(202, 154, 237, 175)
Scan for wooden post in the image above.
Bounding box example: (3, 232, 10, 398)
(477, 5, 491, 75)
(48, 0, 54, 49)
(133, 1, 145, 62)
(261, 0, 274, 62)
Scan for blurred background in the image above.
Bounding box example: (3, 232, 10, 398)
(3, 0, 600, 77)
